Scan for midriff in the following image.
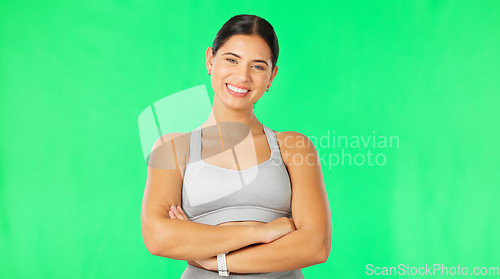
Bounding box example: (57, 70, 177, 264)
(186, 220, 266, 273)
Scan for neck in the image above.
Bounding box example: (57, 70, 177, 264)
(202, 99, 262, 132)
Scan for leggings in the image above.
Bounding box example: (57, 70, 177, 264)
(180, 263, 305, 279)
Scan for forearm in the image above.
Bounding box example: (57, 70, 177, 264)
(146, 218, 262, 260)
(226, 227, 329, 273)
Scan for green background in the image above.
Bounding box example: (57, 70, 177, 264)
(1, 0, 499, 278)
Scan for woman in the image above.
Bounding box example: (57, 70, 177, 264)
(141, 14, 332, 278)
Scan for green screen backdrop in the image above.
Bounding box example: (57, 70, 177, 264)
(1, 0, 499, 278)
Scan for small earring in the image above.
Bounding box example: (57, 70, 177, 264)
(266, 88, 270, 92)
(208, 71, 211, 75)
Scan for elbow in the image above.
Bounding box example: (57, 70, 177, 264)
(317, 245, 330, 264)
(314, 233, 331, 264)
(142, 230, 163, 256)
(300, 226, 331, 265)
(150, 246, 168, 258)
(145, 242, 161, 256)
(141, 220, 173, 257)
(151, 231, 178, 258)
(144, 231, 174, 257)
(143, 225, 188, 260)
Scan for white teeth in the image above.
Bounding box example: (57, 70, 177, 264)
(227, 84, 249, 93)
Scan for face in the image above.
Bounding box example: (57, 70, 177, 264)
(206, 34, 278, 110)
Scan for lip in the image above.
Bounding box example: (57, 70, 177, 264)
(226, 83, 250, 90)
(225, 83, 251, 97)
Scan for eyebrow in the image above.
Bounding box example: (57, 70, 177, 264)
(222, 52, 269, 66)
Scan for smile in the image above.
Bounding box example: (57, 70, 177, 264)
(226, 83, 251, 97)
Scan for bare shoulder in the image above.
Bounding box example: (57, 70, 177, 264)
(149, 131, 192, 172)
(152, 132, 190, 150)
(274, 130, 317, 152)
(274, 130, 312, 144)
(273, 130, 319, 167)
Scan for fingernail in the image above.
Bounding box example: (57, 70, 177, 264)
(177, 206, 182, 210)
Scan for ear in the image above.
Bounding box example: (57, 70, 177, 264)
(206, 47, 214, 72)
(267, 65, 278, 88)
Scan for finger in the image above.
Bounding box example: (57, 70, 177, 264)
(168, 210, 175, 219)
(177, 206, 189, 219)
(170, 205, 185, 220)
(169, 206, 180, 219)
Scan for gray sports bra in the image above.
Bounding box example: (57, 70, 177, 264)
(181, 125, 292, 225)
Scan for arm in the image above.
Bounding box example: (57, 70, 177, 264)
(194, 131, 332, 273)
(141, 133, 294, 260)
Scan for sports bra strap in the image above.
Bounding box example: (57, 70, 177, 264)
(188, 126, 202, 162)
(263, 125, 281, 156)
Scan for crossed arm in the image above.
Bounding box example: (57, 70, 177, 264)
(141, 131, 332, 273)
(167, 205, 328, 273)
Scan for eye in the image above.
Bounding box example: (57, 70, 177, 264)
(253, 65, 265, 70)
(226, 58, 237, 63)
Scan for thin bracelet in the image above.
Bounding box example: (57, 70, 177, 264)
(217, 252, 230, 277)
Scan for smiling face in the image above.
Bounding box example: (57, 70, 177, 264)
(206, 34, 278, 111)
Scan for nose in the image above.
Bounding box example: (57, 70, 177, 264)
(233, 64, 250, 82)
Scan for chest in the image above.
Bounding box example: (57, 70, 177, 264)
(201, 133, 272, 171)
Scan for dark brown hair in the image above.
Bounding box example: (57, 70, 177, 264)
(212, 14, 279, 71)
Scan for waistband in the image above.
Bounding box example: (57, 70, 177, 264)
(180, 263, 304, 279)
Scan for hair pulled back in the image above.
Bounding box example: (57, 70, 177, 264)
(212, 14, 279, 71)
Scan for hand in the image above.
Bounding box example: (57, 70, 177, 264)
(168, 205, 189, 220)
(193, 256, 218, 271)
(261, 217, 296, 243)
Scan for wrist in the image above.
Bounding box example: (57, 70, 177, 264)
(210, 256, 218, 271)
(251, 224, 267, 244)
